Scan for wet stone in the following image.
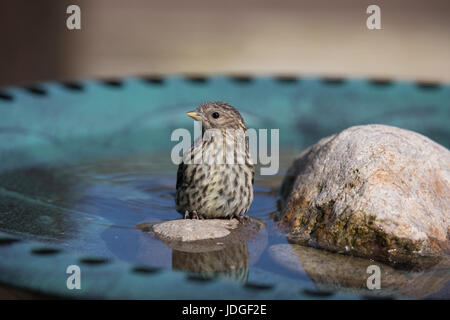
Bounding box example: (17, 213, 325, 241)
(144, 218, 265, 254)
(140, 218, 266, 282)
(152, 219, 239, 242)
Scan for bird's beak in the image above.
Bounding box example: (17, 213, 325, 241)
(186, 111, 202, 121)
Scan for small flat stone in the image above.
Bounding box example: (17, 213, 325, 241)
(152, 219, 239, 242)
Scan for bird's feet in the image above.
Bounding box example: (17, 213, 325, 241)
(193, 211, 205, 219)
(184, 210, 204, 220)
(236, 215, 250, 225)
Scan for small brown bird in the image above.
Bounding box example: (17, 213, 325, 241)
(175, 102, 254, 222)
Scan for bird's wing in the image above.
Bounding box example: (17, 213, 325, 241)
(251, 165, 255, 185)
(176, 162, 185, 190)
(176, 140, 199, 191)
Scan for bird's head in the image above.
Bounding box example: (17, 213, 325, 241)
(187, 102, 247, 131)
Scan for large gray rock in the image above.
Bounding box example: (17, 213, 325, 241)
(279, 124, 450, 268)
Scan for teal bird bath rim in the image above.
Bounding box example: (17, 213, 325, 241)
(0, 75, 448, 299)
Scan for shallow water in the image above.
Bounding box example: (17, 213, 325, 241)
(0, 152, 449, 299)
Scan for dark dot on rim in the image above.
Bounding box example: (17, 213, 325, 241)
(302, 288, 334, 297)
(321, 77, 346, 85)
(132, 266, 161, 274)
(186, 274, 216, 283)
(0, 237, 20, 245)
(230, 75, 253, 83)
(185, 75, 209, 83)
(0, 91, 13, 101)
(79, 257, 110, 265)
(275, 76, 299, 83)
(62, 82, 84, 91)
(244, 282, 274, 290)
(142, 76, 164, 85)
(416, 81, 441, 90)
(362, 294, 395, 300)
(25, 86, 47, 95)
(102, 79, 123, 87)
(31, 248, 61, 255)
(369, 78, 393, 86)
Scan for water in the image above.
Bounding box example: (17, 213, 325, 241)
(0, 152, 449, 299)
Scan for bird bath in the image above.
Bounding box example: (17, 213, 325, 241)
(0, 75, 449, 299)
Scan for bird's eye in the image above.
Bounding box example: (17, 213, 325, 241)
(212, 112, 220, 119)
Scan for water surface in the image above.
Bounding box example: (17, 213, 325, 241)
(0, 152, 448, 299)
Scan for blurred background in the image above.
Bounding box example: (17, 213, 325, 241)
(0, 0, 449, 86)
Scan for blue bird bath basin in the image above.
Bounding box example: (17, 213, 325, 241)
(0, 75, 448, 299)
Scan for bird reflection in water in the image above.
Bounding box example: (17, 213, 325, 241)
(172, 240, 250, 283)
